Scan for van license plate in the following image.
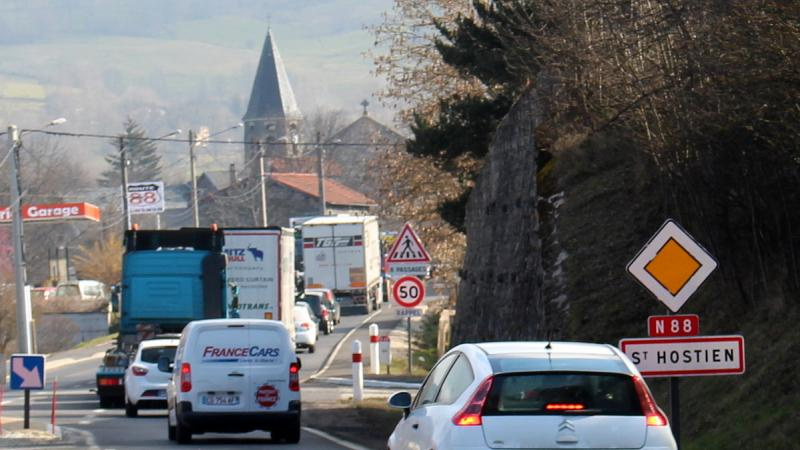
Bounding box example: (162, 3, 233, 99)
(202, 395, 240, 406)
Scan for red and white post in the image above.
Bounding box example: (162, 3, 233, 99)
(369, 324, 380, 375)
(49, 377, 58, 433)
(352, 340, 363, 401)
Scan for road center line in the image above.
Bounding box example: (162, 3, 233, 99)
(305, 308, 382, 382)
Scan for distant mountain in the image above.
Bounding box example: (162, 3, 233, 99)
(0, 0, 393, 177)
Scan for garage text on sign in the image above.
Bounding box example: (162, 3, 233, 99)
(648, 314, 699, 337)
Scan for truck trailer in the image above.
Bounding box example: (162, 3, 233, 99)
(223, 227, 295, 340)
(301, 216, 383, 314)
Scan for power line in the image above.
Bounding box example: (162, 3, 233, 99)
(25, 129, 403, 147)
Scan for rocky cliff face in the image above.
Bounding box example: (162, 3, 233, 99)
(451, 89, 546, 344)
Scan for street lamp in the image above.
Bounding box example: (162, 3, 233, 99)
(120, 129, 182, 231)
(7, 118, 67, 355)
(189, 123, 242, 227)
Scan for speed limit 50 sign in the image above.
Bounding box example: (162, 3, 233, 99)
(392, 276, 425, 308)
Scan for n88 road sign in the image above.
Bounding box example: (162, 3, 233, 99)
(392, 276, 425, 308)
(648, 314, 700, 337)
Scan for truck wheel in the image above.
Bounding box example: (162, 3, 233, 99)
(309, 344, 315, 354)
(124, 396, 138, 417)
(168, 423, 176, 441)
(176, 417, 192, 444)
(273, 420, 301, 443)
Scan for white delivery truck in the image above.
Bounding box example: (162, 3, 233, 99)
(301, 216, 383, 314)
(223, 228, 295, 338)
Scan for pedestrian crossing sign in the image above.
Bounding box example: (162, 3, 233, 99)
(386, 223, 431, 264)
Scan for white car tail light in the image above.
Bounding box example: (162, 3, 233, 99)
(180, 362, 192, 392)
(452, 376, 494, 426)
(632, 375, 668, 426)
(131, 365, 148, 376)
(289, 361, 300, 391)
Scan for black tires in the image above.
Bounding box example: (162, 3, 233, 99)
(175, 417, 192, 444)
(273, 420, 301, 443)
(124, 397, 138, 417)
(308, 344, 315, 354)
(168, 422, 176, 441)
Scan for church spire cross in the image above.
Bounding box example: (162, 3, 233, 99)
(361, 99, 369, 116)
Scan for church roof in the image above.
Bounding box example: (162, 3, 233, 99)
(328, 114, 405, 146)
(270, 173, 376, 207)
(243, 30, 301, 122)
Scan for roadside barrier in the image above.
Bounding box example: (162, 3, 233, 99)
(352, 340, 363, 401)
(369, 324, 380, 375)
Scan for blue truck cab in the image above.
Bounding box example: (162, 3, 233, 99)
(96, 227, 238, 407)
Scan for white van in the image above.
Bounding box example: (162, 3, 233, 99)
(54, 280, 108, 301)
(162, 319, 301, 444)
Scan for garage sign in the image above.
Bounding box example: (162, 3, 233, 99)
(0, 202, 101, 223)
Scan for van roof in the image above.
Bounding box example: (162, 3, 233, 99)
(184, 318, 288, 330)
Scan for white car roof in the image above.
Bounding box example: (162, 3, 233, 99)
(138, 338, 180, 349)
(464, 342, 632, 375)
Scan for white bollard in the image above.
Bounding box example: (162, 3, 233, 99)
(369, 324, 380, 375)
(352, 340, 364, 401)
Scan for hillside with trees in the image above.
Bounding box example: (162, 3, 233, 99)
(373, 1, 799, 448)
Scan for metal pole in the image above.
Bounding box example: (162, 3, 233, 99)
(9, 125, 32, 354)
(24, 389, 30, 429)
(189, 130, 199, 227)
(316, 132, 326, 215)
(259, 140, 268, 226)
(407, 317, 412, 374)
(670, 377, 680, 448)
(119, 136, 131, 231)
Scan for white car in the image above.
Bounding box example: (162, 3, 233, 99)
(124, 335, 180, 417)
(387, 341, 677, 450)
(164, 319, 301, 444)
(294, 303, 319, 353)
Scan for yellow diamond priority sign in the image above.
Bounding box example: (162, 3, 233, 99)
(627, 219, 717, 312)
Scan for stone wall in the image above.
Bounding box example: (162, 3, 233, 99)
(451, 89, 546, 344)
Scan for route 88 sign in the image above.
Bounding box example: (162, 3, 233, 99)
(126, 181, 165, 214)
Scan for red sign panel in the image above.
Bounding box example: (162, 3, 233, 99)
(256, 384, 279, 407)
(0, 202, 101, 223)
(392, 276, 425, 308)
(648, 314, 700, 337)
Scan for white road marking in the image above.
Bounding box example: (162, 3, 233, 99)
(302, 426, 371, 450)
(306, 309, 383, 382)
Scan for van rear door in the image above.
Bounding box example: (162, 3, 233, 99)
(190, 323, 250, 412)
(247, 323, 294, 412)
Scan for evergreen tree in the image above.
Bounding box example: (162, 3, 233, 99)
(98, 118, 163, 187)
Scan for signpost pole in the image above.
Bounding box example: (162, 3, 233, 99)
(24, 388, 30, 429)
(668, 310, 681, 449)
(670, 377, 680, 448)
(407, 317, 412, 374)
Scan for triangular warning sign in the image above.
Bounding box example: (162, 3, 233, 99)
(386, 223, 431, 264)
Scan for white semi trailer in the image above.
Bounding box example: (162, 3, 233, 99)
(223, 227, 296, 339)
(301, 216, 383, 314)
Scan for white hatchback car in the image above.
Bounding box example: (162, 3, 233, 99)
(163, 319, 301, 444)
(387, 342, 677, 450)
(124, 335, 180, 417)
(294, 302, 318, 353)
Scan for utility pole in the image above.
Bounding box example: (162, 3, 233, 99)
(316, 132, 326, 216)
(189, 130, 199, 227)
(9, 125, 32, 353)
(119, 136, 131, 231)
(259, 140, 268, 226)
